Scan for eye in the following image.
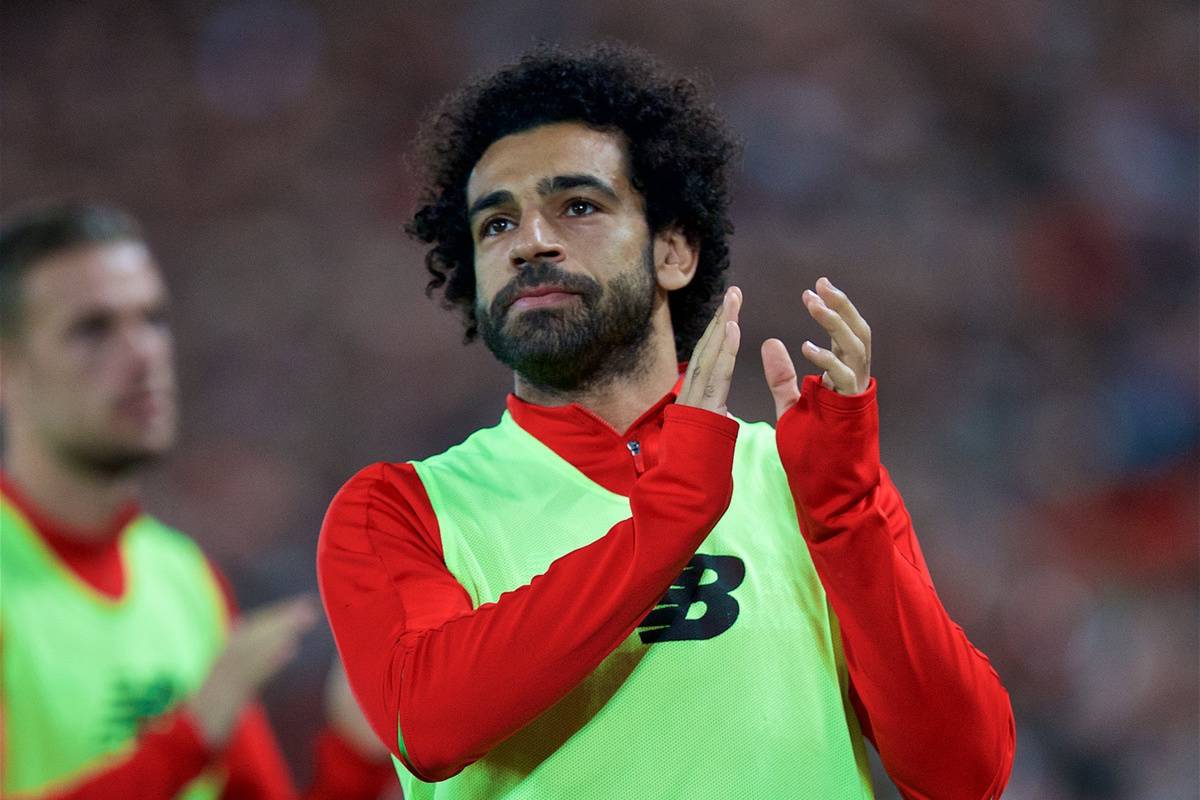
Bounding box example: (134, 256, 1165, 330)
(564, 199, 597, 217)
(481, 217, 514, 238)
(69, 312, 114, 342)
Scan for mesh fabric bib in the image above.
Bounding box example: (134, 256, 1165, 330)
(1, 499, 228, 799)
(400, 412, 874, 799)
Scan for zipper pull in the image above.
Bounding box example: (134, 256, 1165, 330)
(627, 440, 646, 475)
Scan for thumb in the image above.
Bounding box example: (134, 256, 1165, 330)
(761, 339, 801, 421)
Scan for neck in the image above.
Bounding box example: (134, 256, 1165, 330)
(514, 309, 681, 434)
(3, 436, 140, 536)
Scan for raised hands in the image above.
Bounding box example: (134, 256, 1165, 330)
(679, 279, 870, 422)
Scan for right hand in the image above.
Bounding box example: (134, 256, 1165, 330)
(187, 595, 317, 748)
(677, 286, 742, 415)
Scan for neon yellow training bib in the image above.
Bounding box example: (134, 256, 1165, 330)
(400, 411, 874, 799)
(1, 499, 228, 799)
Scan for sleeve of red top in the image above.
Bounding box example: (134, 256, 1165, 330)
(777, 375, 1015, 800)
(302, 729, 398, 800)
(5, 709, 211, 799)
(317, 404, 739, 782)
(4, 705, 300, 800)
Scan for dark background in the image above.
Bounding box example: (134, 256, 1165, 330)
(2, 1, 1197, 797)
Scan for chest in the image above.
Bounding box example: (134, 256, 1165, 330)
(426, 433, 829, 635)
(1, 522, 225, 790)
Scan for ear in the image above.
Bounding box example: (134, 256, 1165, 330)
(652, 227, 699, 292)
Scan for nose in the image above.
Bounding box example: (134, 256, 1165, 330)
(117, 317, 172, 378)
(509, 213, 564, 268)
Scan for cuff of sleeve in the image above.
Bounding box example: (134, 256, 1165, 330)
(663, 403, 740, 441)
(151, 709, 215, 773)
(801, 374, 877, 414)
(776, 375, 881, 511)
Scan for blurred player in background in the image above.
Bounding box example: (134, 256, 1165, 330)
(0, 203, 395, 799)
(319, 44, 1015, 799)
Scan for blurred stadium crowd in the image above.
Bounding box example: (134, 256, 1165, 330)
(2, 1, 1196, 797)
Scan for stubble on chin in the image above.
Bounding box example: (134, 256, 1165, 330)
(56, 436, 169, 479)
(479, 275, 655, 393)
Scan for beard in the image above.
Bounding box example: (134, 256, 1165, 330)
(55, 439, 165, 479)
(476, 247, 657, 394)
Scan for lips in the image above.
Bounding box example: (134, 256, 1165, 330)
(491, 261, 598, 317)
(508, 286, 580, 311)
(115, 389, 171, 422)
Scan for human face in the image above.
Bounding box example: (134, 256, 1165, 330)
(2, 241, 178, 475)
(467, 122, 661, 391)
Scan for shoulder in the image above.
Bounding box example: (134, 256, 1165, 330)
(416, 416, 520, 476)
(326, 462, 428, 522)
(320, 462, 441, 558)
(321, 420, 509, 564)
(127, 514, 210, 568)
(126, 515, 233, 622)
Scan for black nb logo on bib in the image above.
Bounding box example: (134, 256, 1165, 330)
(637, 553, 745, 644)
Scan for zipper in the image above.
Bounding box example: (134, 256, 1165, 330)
(626, 440, 646, 475)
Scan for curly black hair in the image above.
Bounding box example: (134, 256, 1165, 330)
(407, 42, 739, 360)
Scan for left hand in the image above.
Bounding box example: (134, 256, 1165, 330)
(760, 277, 872, 420)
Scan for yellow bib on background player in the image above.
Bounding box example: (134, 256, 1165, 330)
(0, 499, 228, 799)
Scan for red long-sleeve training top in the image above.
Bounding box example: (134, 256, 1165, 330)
(318, 376, 1015, 799)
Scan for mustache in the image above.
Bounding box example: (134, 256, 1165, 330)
(489, 262, 601, 319)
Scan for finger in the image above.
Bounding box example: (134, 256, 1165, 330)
(704, 287, 742, 384)
(255, 607, 316, 680)
(814, 277, 870, 353)
(704, 320, 740, 408)
(276, 604, 319, 639)
(682, 292, 727, 389)
(692, 295, 731, 384)
(244, 594, 316, 621)
(238, 598, 318, 648)
(800, 340, 857, 394)
(257, 595, 318, 628)
(266, 637, 302, 671)
(726, 285, 742, 325)
(802, 289, 866, 368)
(682, 287, 739, 405)
(241, 641, 303, 691)
(760, 338, 800, 420)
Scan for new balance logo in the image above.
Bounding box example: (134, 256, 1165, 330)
(637, 553, 745, 644)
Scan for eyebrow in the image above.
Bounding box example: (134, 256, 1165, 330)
(467, 173, 619, 220)
(467, 190, 514, 220)
(536, 173, 619, 202)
